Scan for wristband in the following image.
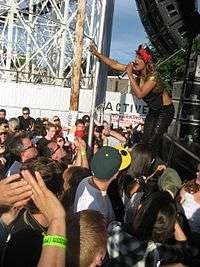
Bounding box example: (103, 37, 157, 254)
(81, 150, 86, 156)
(43, 235, 67, 249)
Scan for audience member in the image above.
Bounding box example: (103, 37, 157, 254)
(61, 166, 91, 214)
(37, 122, 56, 154)
(0, 106, 199, 267)
(1, 158, 63, 267)
(0, 109, 7, 123)
(180, 163, 200, 246)
(74, 146, 130, 223)
(18, 107, 35, 131)
(107, 191, 199, 266)
(5, 132, 38, 175)
(67, 210, 107, 267)
(8, 117, 20, 133)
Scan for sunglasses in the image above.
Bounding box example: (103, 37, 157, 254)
(0, 132, 7, 135)
(23, 113, 29, 115)
(51, 145, 60, 155)
(54, 119, 60, 122)
(23, 144, 35, 151)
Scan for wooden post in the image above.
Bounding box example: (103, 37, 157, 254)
(70, 0, 85, 111)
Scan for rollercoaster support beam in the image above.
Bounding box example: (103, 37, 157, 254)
(6, 0, 15, 79)
(58, 0, 69, 80)
(85, 0, 96, 88)
(25, 0, 33, 78)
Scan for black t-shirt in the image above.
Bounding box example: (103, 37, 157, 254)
(2, 228, 43, 267)
(18, 116, 35, 131)
(0, 210, 45, 267)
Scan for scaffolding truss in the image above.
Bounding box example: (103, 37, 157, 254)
(0, 0, 106, 86)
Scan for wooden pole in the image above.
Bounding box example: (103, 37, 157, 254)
(70, 0, 85, 111)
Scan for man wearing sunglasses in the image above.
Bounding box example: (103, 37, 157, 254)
(18, 107, 35, 131)
(6, 132, 38, 176)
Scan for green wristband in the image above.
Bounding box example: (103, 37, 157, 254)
(43, 235, 67, 249)
(81, 150, 86, 156)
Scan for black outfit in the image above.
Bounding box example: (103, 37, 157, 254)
(37, 137, 50, 156)
(0, 210, 45, 267)
(140, 72, 174, 154)
(104, 221, 200, 267)
(18, 116, 35, 131)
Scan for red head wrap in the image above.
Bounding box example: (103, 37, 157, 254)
(136, 45, 152, 63)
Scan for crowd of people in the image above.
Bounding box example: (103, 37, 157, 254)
(0, 106, 199, 267)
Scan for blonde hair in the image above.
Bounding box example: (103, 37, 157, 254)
(145, 61, 156, 76)
(66, 210, 107, 267)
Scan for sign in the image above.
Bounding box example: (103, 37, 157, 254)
(0, 82, 148, 128)
(111, 113, 144, 128)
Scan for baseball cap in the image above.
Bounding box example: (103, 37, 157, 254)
(158, 168, 182, 196)
(91, 146, 131, 180)
(114, 145, 132, 171)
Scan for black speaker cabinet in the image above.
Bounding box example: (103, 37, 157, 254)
(135, 0, 198, 55)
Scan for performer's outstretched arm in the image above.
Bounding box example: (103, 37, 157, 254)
(89, 43, 126, 72)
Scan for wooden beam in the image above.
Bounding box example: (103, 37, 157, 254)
(70, 0, 85, 111)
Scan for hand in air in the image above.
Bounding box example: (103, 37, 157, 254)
(0, 174, 32, 207)
(156, 164, 167, 172)
(89, 42, 98, 55)
(75, 137, 86, 151)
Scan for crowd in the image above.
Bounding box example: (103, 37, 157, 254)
(0, 106, 200, 267)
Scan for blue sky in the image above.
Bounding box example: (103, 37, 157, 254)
(110, 0, 148, 63)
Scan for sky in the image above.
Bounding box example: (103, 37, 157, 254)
(110, 0, 148, 64)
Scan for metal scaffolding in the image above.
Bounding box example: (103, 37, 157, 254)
(0, 0, 110, 87)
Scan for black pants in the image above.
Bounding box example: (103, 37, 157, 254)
(142, 103, 175, 154)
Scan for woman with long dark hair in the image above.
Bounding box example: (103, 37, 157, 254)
(90, 43, 174, 154)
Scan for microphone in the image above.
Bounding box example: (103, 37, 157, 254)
(118, 61, 136, 80)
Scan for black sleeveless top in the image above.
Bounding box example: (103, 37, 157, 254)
(141, 71, 165, 110)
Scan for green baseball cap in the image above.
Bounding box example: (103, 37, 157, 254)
(91, 146, 130, 180)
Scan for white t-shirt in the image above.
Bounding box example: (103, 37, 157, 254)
(182, 192, 200, 233)
(74, 176, 115, 223)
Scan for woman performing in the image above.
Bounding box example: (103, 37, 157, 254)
(90, 43, 175, 155)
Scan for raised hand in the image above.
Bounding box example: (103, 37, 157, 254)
(89, 42, 98, 55)
(0, 174, 32, 207)
(21, 170, 65, 224)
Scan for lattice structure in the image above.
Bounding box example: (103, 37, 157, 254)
(0, 0, 107, 86)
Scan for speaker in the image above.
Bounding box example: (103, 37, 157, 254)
(172, 81, 200, 101)
(179, 120, 200, 142)
(135, 0, 199, 55)
(173, 100, 200, 121)
(187, 54, 200, 81)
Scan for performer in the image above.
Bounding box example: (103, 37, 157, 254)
(90, 43, 174, 154)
